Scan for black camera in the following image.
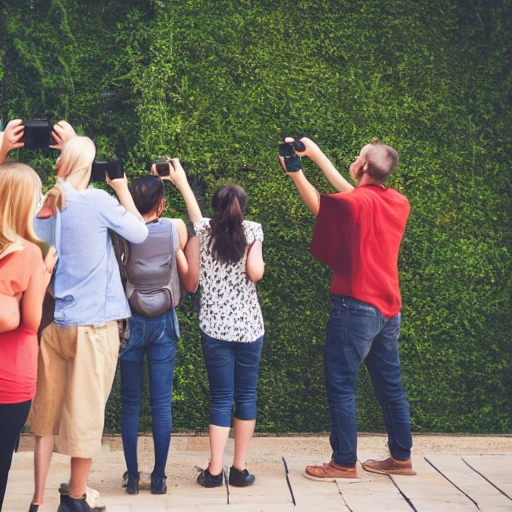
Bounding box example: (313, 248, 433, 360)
(22, 120, 54, 150)
(90, 159, 125, 183)
(279, 139, 306, 172)
(154, 156, 172, 177)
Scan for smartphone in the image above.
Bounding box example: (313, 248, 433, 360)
(279, 143, 302, 172)
(22, 120, 53, 150)
(155, 161, 171, 176)
(90, 160, 124, 183)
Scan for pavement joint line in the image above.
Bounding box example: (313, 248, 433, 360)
(462, 457, 512, 502)
(423, 455, 480, 510)
(281, 456, 296, 506)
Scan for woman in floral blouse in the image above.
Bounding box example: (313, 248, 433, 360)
(167, 161, 264, 489)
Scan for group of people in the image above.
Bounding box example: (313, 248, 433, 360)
(0, 118, 415, 512)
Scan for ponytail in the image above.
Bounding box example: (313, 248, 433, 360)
(209, 185, 248, 264)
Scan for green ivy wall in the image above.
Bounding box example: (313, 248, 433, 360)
(1, 0, 511, 433)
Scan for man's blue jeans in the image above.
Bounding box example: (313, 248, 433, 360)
(325, 295, 412, 467)
(120, 310, 177, 478)
(201, 331, 263, 427)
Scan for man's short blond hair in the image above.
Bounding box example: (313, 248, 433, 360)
(364, 142, 399, 183)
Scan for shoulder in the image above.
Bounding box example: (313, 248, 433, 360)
(21, 240, 43, 260)
(168, 218, 186, 231)
(243, 220, 264, 242)
(83, 186, 118, 204)
(8, 241, 44, 272)
(193, 218, 211, 236)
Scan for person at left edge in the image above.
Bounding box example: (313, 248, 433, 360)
(0, 122, 57, 512)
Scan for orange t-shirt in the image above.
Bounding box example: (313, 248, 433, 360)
(0, 242, 44, 404)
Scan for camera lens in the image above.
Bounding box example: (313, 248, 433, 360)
(292, 140, 306, 152)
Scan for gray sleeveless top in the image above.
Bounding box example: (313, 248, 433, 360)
(126, 218, 181, 317)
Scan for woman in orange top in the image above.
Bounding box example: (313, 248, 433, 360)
(0, 161, 56, 511)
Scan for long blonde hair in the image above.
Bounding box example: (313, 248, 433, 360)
(55, 135, 96, 191)
(44, 135, 97, 214)
(0, 162, 42, 254)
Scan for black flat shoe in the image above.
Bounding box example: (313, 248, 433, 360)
(28, 504, 39, 512)
(151, 472, 167, 494)
(57, 494, 93, 512)
(126, 472, 139, 495)
(229, 466, 255, 487)
(197, 468, 223, 488)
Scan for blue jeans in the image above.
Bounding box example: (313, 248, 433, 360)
(201, 331, 263, 427)
(120, 310, 178, 478)
(325, 295, 412, 467)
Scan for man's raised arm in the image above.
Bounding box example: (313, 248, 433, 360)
(278, 148, 321, 216)
(295, 137, 354, 193)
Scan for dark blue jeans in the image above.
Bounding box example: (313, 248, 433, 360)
(201, 331, 263, 427)
(120, 310, 177, 478)
(325, 295, 412, 467)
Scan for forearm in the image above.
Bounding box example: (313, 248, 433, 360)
(309, 148, 353, 192)
(115, 187, 144, 221)
(288, 171, 321, 217)
(178, 237, 200, 292)
(246, 241, 265, 283)
(0, 146, 9, 165)
(178, 183, 202, 224)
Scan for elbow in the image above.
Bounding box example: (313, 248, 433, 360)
(247, 266, 265, 283)
(23, 318, 42, 333)
(129, 224, 149, 244)
(183, 276, 199, 294)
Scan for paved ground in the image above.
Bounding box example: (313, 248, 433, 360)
(4, 434, 512, 511)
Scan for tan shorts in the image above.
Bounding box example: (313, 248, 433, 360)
(27, 321, 119, 458)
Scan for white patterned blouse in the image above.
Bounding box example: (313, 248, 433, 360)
(193, 218, 265, 343)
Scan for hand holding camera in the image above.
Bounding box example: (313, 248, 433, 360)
(0, 119, 25, 162)
(91, 159, 125, 183)
(151, 157, 188, 190)
(105, 168, 130, 197)
(153, 156, 172, 177)
(278, 137, 306, 173)
(50, 121, 77, 152)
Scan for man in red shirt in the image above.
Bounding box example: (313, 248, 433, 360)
(280, 137, 415, 480)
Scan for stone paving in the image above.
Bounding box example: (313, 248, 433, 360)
(4, 434, 512, 511)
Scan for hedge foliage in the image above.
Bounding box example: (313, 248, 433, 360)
(1, 0, 511, 433)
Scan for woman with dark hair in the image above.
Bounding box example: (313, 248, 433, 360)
(166, 162, 265, 489)
(119, 172, 199, 495)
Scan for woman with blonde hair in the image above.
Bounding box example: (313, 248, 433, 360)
(26, 127, 148, 512)
(0, 162, 56, 511)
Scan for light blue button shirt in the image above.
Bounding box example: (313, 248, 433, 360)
(35, 181, 148, 327)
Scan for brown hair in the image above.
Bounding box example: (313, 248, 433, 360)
(208, 185, 248, 264)
(365, 143, 399, 183)
(130, 175, 165, 216)
(0, 162, 42, 253)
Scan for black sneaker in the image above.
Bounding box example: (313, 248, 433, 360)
(197, 468, 223, 488)
(57, 494, 93, 512)
(229, 466, 255, 487)
(150, 473, 167, 494)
